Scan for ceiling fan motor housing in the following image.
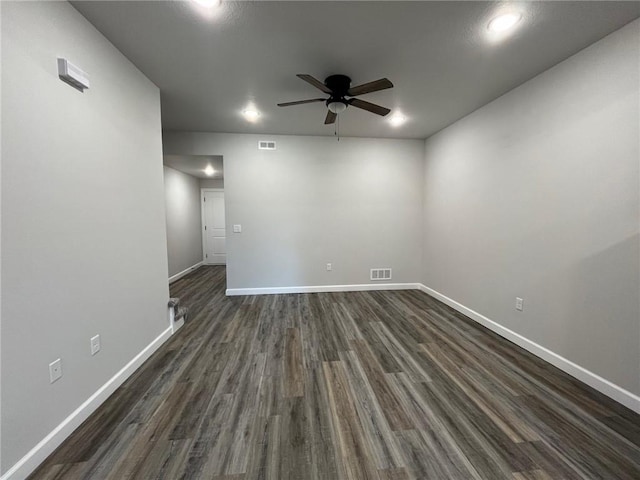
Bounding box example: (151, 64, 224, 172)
(325, 75, 350, 113)
(325, 74, 351, 95)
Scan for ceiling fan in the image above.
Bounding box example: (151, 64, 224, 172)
(278, 74, 394, 125)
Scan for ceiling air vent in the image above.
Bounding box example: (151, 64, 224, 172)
(258, 140, 276, 150)
(370, 268, 392, 281)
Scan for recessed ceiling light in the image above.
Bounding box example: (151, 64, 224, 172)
(389, 114, 406, 127)
(192, 0, 221, 8)
(242, 109, 260, 122)
(204, 166, 215, 176)
(488, 12, 522, 33)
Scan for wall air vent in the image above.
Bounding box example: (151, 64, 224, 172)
(258, 140, 276, 150)
(370, 268, 392, 281)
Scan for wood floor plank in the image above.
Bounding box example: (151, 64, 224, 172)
(217, 353, 267, 476)
(339, 350, 404, 471)
(38, 463, 89, 480)
(359, 322, 404, 374)
(28, 266, 640, 480)
(297, 294, 323, 371)
(420, 341, 535, 443)
(323, 360, 380, 480)
(516, 440, 583, 480)
(27, 464, 66, 480)
(332, 302, 364, 341)
(305, 367, 341, 480)
(395, 429, 455, 480)
(278, 397, 311, 480)
(409, 370, 535, 478)
(245, 414, 280, 480)
(179, 393, 235, 479)
(350, 339, 413, 432)
(84, 424, 140, 480)
(152, 439, 194, 480)
(375, 468, 410, 480)
(284, 327, 305, 397)
(368, 322, 431, 383)
(512, 470, 554, 480)
(385, 373, 481, 480)
(317, 294, 352, 359)
(105, 381, 193, 479)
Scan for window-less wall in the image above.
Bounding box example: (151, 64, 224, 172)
(1, 1, 169, 474)
(164, 166, 204, 278)
(163, 133, 425, 290)
(421, 19, 640, 397)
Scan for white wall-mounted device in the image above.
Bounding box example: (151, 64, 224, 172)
(57, 58, 90, 91)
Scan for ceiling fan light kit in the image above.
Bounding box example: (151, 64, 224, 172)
(327, 101, 347, 114)
(278, 73, 393, 125)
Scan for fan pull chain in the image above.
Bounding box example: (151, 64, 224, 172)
(335, 114, 340, 141)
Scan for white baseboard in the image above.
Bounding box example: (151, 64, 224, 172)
(1, 327, 174, 480)
(168, 261, 203, 284)
(172, 317, 185, 333)
(226, 282, 422, 296)
(418, 284, 640, 414)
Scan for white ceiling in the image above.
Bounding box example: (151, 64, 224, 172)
(72, 1, 639, 139)
(164, 154, 224, 179)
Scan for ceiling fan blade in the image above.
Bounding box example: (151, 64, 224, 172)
(325, 110, 337, 125)
(347, 78, 393, 96)
(348, 98, 391, 116)
(277, 98, 326, 107)
(297, 74, 332, 94)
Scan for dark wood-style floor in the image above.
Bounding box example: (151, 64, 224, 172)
(31, 266, 640, 479)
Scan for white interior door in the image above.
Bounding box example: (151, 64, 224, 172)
(202, 190, 226, 264)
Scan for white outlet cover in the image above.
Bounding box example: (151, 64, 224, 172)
(91, 334, 101, 355)
(516, 297, 524, 311)
(326, 263, 332, 271)
(49, 358, 62, 383)
(233, 224, 242, 233)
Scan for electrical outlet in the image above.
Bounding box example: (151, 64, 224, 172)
(516, 297, 524, 311)
(326, 263, 332, 271)
(49, 358, 62, 383)
(91, 334, 101, 355)
(233, 224, 242, 233)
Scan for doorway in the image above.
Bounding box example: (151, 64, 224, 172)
(201, 189, 226, 265)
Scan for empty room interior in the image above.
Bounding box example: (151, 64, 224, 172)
(2, 1, 640, 479)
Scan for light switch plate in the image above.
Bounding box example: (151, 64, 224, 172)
(233, 224, 242, 233)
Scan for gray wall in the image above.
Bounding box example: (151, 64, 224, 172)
(164, 166, 204, 277)
(421, 20, 640, 395)
(1, 1, 169, 472)
(200, 178, 225, 189)
(163, 133, 424, 289)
